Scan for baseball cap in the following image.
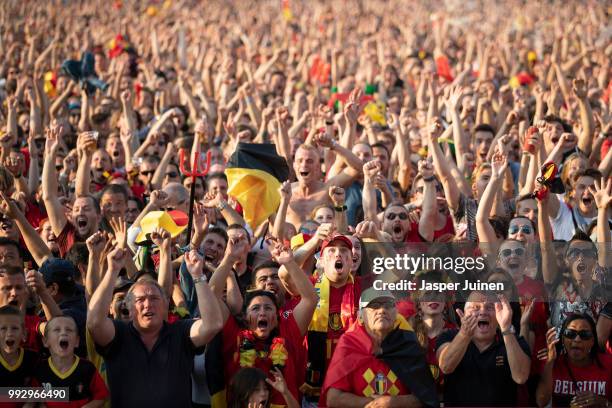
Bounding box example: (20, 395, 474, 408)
(39, 258, 77, 286)
(320, 233, 353, 253)
(359, 287, 395, 310)
(113, 276, 134, 294)
(135, 210, 188, 245)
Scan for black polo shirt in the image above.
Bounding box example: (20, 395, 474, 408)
(95, 319, 200, 408)
(436, 329, 531, 407)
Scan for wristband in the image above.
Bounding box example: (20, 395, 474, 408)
(422, 176, 435, 183)
(334, 205, 347, 212)
(325, 120, 334, 126)
(216, 201, 228, 211)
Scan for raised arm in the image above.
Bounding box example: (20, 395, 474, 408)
(0, 192, 51, 267)
(428, 119, 461, 212)
(496, 296, 530, 384)
(273, 241, 317, 336)
(75, 132, 97, 197)
(150, 227, 173, 299)
(418, 160, 437, 242)
(589, 178, 612, 268)
(476, 151, 507, 249)
(41, 125, 68, 236)
(84, 232, 107, 302)
(572, 79, 595, 156)
(362, 160, 382, 223)
(273, 182, 291, 241)
(437, 308, 477, 374)
(87, 247, 127, 347)
(185, 250, 223, 348)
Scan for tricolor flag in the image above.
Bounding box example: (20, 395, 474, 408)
(226, 143, 290, 229)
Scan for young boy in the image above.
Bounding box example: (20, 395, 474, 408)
(0, 305, 38, 386)
(32, 316, 108, 408)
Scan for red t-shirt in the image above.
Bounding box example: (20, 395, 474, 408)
(517, 275, 549, 374)
(24, 314, 42, 352)
(552, 354, 612, 406)
(57, 222, 78, 258)
(222, 314, 305, 406)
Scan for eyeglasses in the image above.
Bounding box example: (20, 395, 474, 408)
(366, 300, 396, 310)
(566, 248, 597, 260)
(165, 172, 178, 178)
(386, 212, 408, 221)
(508, 225, 533, 235)
(500, 247, 525, 257)
(563, 329, 594, 340)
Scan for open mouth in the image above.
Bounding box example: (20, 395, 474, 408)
(582, 197, 593, 207)
(428, 302, 440, 310)
(299, 171, 309, 178)
(507, 260, 520, 269)
(5, 339, 15, 348)
(8, 300, 18, 306)
(112, 151, 120, 157)
(76, 216, 88, 229)
(334, 260, 344, 271)
(477, 320, 490, 329)
(120, 308, 130, 316)
(204, 254, 215, 263)
(393, 225, 403, 234)
(59, 340, 69, 350)
(143, 312, 154, 319)
(257, 319, 269, 329)
(0, 221, 13, 231)
(576, 262, 587, 274)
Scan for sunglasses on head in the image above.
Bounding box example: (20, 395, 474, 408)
(563, 328, 593, 340)
(386, 212, 408, 221)
(508, 225, 533, 235)
(500, 247, 525, 257)
(566, 248, 597, 259)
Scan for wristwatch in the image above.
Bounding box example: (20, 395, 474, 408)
(193, 275, 208, 285)
(216, 201, 228, 211)
(334, 205, 347, 212)
(501, 326, 516, 336)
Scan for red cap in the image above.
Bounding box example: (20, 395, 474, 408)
(320, 233, 353, 252)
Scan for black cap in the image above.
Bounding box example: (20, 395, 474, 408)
(39, 258, 77, 286)
(113, 276, 134, 294)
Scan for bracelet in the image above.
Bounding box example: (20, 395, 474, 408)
(216, 201, 228, 211)
(422, 176, 435, 183)
(193, 275, 208, 285)
(325, 120, 334, 126)
(334, 205, 347, 212)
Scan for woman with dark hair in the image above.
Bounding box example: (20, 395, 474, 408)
(537, 313, 612, 407)
(409, 273, 456, 392)
(228, 367, 299, 408)
(207, 238, 317, 407)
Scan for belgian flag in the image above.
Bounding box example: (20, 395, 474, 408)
(226, 143, 290, 229)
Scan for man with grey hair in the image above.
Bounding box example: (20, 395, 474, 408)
(436, 291, 531, 407)
(87, 246, 223, 408)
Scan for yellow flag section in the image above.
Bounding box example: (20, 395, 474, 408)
(226, 167, 282, 229)
(226, 143, 290, 229)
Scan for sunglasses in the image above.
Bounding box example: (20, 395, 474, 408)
(366, 300, 396, 310)
(563, 329, 593, 340)
(140, 170, 155, 176)
(566, 248, 597, 260)
(386, 212, 408, 221)
(416, 185, 443, 194)
(165, 172, 178, 178)
(508, 225, 533, 235)
(500, 247, 525, 257)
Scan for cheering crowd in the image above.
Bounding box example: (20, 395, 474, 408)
(1, 0, 612, 406)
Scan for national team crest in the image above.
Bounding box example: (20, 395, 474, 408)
(328, 313, 342, 331)
(375, 373, 388, 395)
